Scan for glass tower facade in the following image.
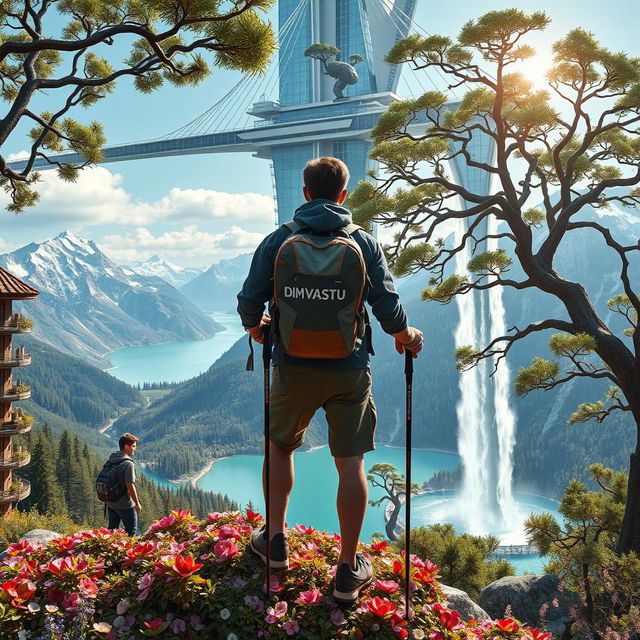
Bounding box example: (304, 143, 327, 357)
(279, 0, 313, 107)
(336, 0, 377, 97)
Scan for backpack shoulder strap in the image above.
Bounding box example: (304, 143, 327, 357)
(343, 223, 361, 235)
(284, 221, 302, 234)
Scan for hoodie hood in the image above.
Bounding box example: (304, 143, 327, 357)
(108, 451, 132, 464)
(293, 198, 352, 232)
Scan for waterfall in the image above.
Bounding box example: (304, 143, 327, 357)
(454, 217, 516, 534)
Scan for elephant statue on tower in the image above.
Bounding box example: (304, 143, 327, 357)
(304, 43, 364, 100)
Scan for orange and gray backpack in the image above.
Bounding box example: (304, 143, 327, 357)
(272, 221, 373, 359)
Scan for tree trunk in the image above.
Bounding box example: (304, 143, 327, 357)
(385, 498, 402, 541)
(616, 440, 640, 555)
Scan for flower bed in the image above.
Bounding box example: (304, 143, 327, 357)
(0, 510, 550, 639)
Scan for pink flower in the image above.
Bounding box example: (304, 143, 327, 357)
(138, 588, 150, 602)
(330, 609, 346, 626)
(376, 580, 400, 593)
(137, 573, 155, 591)
(218, 524, 241, 539)
(62, 592, 80, 612)
(295, 588, 322, 605)
(265, 601, 287, 623)
(283, 620, 300, 635)
(116, 599, 131, 615)
(214, 539, 240, 562)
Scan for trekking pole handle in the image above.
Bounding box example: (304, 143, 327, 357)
(404, 349, 414, 376)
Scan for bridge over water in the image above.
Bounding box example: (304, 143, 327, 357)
(8, 0, 491, 224)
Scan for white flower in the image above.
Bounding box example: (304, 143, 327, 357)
(372, 623, 380, 632)
(413, 631, 425, 639)
(27, 601, 40, 613)
(220, 608, 231, 620)
(227, 634, 238, 640)
(18, 631, 29, 640)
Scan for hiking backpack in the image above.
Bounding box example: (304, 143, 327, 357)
(273, 221, 369, 359)
(95, 459, 127, 503)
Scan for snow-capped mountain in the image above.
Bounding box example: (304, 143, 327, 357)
(0, 232, 222, 366)
(180, 253, 253, 312)
(129, 255, 203, 288)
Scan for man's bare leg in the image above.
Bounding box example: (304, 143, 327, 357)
(335, 454, 368, 569)
(262, 441, 294, 537)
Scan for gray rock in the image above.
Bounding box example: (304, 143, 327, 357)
(442, 584, 491, 621)
(20, 529, 63, 544)
(479, 574, 574, 638)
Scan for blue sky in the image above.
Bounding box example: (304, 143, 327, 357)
(2, 0, 639, 266)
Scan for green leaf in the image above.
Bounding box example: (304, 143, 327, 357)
(515, 357, 559, 396)
(391, 242, 437, 277)
(421, 274, 468, 303)
(467, 249, 513, 274)
(455, 345, 481, 371)
(548, 332, 596, 357)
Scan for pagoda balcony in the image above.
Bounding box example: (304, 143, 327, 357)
(0, 354, 31, 369)
(0, 477, 30, 504)
(0, 389, 31, 402)
(0, 420, 33, 436)
(0, 320, 33, 335)
(0, 451, 31, 470)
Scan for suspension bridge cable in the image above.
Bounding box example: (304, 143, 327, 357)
(232, 0, 311, 131)
(383, 0, 496, 84)
(219, 0, 309, 132)
(238, 0, 311, 130)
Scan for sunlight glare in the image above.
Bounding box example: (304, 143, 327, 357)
(514, 51, 555, 91)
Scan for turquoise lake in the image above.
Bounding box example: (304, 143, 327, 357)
(142, 445, 559, 576)
(106, 312, 245, 385)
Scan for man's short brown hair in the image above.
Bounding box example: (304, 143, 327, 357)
(303, 156, 350, 202)
(119, 433, 138, 450)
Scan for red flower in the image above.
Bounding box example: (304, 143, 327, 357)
(495, 619, 519, 633)
(1, 578, 36, 608)
(429, 633, 445, 640)
(367, 596, 397, 618)
(439, 609, 461, 630)
(413, 568, 437, 584)
(423, 559, 440, 575)
(531, 628, 552, 640)
(171, 554, 203, 578)
(392, 560, 405, 576)
(79, 577, 98, 597)
(171, 509, 192, 520)
(246, 509, 262, 523)
(144, 618, 167, 632)
(371, 539, 388, 552)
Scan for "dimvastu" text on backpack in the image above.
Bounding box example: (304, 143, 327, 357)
(273, 221, 370, 359)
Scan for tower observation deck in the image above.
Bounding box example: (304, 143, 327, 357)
(8, 0, 493, 225)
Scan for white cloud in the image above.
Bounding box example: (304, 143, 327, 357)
(6, 150, 30, 161)
(0, 166, 275, 227)
(98, 225, 265, 265)
(0, 237, 14, 254)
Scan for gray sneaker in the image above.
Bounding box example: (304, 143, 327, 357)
(333, 552, 374, 603)
(250, 525, 289, 569)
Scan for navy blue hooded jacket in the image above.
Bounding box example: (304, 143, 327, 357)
(237, 198, 408, 369)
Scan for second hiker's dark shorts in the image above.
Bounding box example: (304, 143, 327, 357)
(269, 365, 377, 458)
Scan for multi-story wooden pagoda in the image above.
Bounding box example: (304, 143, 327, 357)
(0, 266, 39, 516)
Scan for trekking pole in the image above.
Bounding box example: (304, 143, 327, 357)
(262, 326, 272, 601)
(404, 349, 414, 635)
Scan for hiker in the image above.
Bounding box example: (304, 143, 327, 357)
(99, 433, 142, 536)
(237, 156, 423, 603)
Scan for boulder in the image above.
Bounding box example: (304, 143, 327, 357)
(479, 574, 574, 638)
(19, 529, 62, 544)
(1, 528, 62, 560)
(441, 584, 491, 621)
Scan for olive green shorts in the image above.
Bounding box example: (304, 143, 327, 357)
(269, 366, 377, 458)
